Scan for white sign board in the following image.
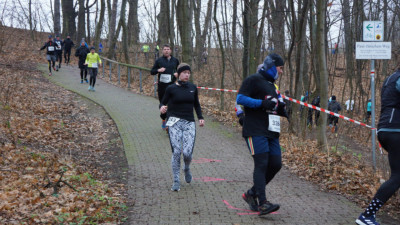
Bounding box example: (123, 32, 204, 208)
(356, 42, 391, 59)
(363, 21, 384, 41)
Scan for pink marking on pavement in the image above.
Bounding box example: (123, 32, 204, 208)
(194, 177, 226, 182)
(237, 212, 260, 215)
(192, 158, 222, 163)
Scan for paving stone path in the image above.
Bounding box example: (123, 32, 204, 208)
(40, 64, 398, 225)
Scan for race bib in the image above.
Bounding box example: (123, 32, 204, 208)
(166, 117, 180, 127)
(160, 74, 172, 83)
(268, 115, 281, 133)
(91, 63, 98, 68)
(48, 46, 55, 51)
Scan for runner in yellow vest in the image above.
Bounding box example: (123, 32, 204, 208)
(84, 47, 102, 92)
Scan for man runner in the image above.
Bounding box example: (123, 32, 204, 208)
(54, 35, 63, 70)
(151, 44, 180, 130)
(63, 35, 74, 65)
(40, 35, 57, 76)
(237, 53, 287, 216)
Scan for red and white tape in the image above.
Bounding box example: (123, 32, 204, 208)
(197, 87, 238, 93)
(197, 85, 383, 152)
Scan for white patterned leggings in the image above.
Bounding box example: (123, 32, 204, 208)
(168, 119, 196, 183)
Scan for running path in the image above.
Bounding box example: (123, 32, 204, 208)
(39, 64, 397, 225)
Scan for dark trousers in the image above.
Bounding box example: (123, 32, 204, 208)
(56, 51, 62, 65)
(375, 132, 400, 203)
(64, 48, 71, 63)
(250, 152, 282, 203)
(88, 68, 98, 87)
(80, 69, 88, 80)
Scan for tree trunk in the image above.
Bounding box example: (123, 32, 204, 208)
(316, 0, 328, 150)
(169, 0, 176, 52)
(94, 0, 105, 51)
(86, 0, 90, 44)
(158, 0, 170, 45)
(176, 0, 192, 66)
(232, 0, 237, 49)
(268, 0, 286, 57)
(127, 0, 139, 45)
(107, 0, 118, 58)
(214, 0, 225, 110)
(54, 0, 61, 35)
(29, 0, 34, 40)
(61, 0, 76, 39)
(77, 0, 86, 41)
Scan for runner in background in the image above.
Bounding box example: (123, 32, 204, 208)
(328, 95, 341, 133)
(237, 53, 287, 215)
(63, 35, 74, 65)
(365, 99, 372, 123)
(159, 63, 204, 192)
(356, 69, 400, 225)
(54, 35, 63, 70)
(84, 47, 102, 92)
(39, 35, 57, 76)
(151, 44, 180, 130)
(75, 41, 90, 84)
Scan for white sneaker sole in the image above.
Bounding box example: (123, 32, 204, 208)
(355, 219, 371, 225)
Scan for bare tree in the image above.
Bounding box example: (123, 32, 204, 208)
(316, 0, 328, 150)
(158, 0, 170, 46)
(127, 0, 139, 45)
(94, 0, 105, 50)
(61, 0, 76, 39)
(214, 0, 226, 110)
(194, 0, 212, 70)
(77, 0, 85, 41)
(54, 0, 60, 35)
(176, 0, 193, 69)
(107, 0, 118, 58)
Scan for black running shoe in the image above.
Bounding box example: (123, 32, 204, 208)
(242, 192, 258, 212)
(258, 201, 279, 216)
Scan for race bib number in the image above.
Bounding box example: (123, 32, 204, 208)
(91, 63, 98, 68)
(166, 117, 180, 127)
(48, 46, 55, 51)
(160, 74, 172, 83)
(268, 115, 281, 133)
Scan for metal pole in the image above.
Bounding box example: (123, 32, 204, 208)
(109, 61, 112, 81)
(371, 59, 376, 172)
(139, 70, 143, 93)
(128, 67, 131, 88)
(102, 61, 105, 78)
(118, 64, 121, 85)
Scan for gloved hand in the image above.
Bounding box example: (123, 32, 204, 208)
(277, 101, 288, 118)
(262, 97, 278, 111)
(235, 104, 244, 117)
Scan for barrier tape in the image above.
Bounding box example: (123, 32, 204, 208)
(197, 86, 383, 153)
(198, 86, 238, 93)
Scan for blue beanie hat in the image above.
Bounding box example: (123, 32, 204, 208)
(259, 53, 284, 81)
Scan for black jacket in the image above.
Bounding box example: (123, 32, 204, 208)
(378, 70, 400, 130)
(40, 41, 56, 55)
(54, 39, 63, 52)
(75, 46, 90, 68)
(151, 55, 179, 85)
(63, 38, 74, 50)
(237, 73, 287, 139)
(328, 100, 341, 113)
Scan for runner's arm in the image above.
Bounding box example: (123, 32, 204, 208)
(396, 77, 400, 92)
(150, 59, 159, 75)
(194, 87, 204, 120)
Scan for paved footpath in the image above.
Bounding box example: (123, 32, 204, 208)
(40, 64, 398, 225)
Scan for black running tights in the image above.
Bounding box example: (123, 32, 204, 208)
(80, 69, 87, 80)
(89, 68, 98, 87)
(375, 131, 400, 203)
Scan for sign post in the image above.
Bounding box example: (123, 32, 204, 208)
(357, 21, 390, 172)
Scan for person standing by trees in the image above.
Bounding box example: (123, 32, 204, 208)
(39, 35, 57, 76)
(236, 53, 287, 215)
(84, 47, 102, 92)
(63, 35, 74, 65)
(54, 35, 64, 70)
(328, 95, 341, 133)
(159, 63, 204, 191)
(356, 70, 400, 225)
(151, 44, 180, 130)
(75, 42, 90, 84)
